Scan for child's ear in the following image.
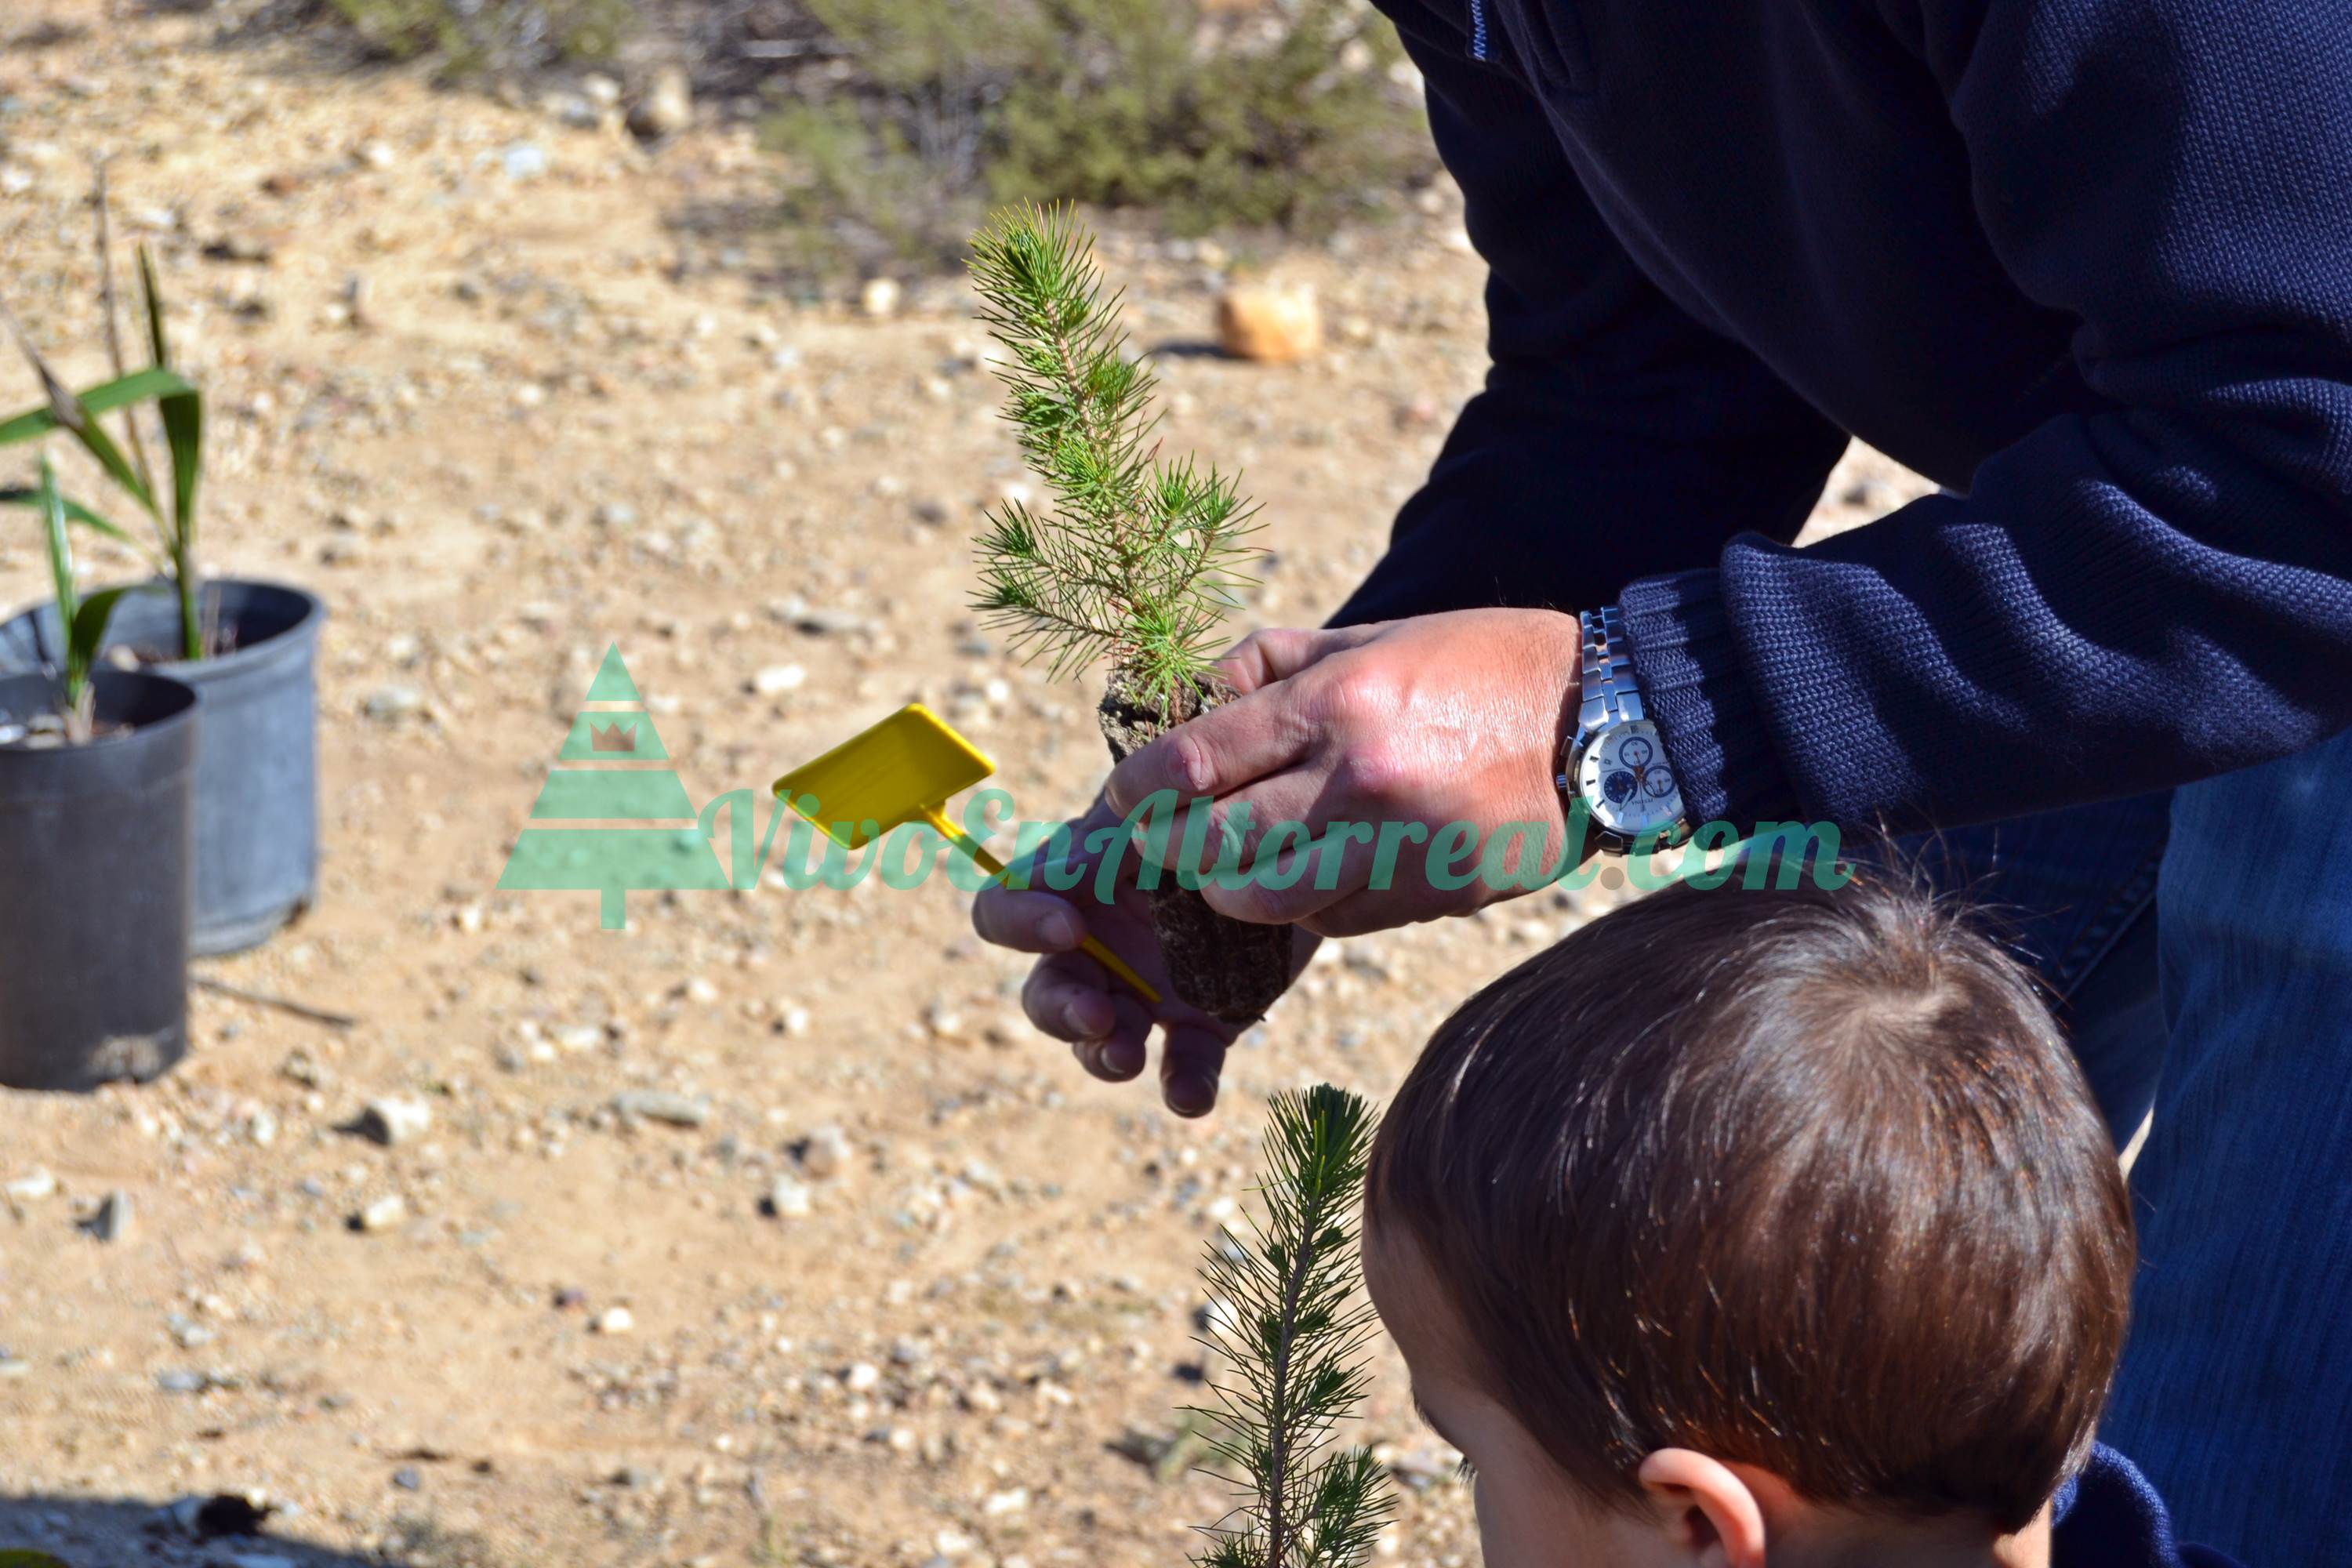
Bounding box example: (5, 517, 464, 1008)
(1636, 1449, 1769, 1568)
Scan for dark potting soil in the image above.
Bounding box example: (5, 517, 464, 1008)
(1098, 663, 1294, 1026)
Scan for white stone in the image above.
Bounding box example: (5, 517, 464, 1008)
(767, 1174, 812, 1218)
(355, 1194, 407, 1232)
(356, 1097, 431, 1147)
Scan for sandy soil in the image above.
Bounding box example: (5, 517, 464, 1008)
(0, 7, 1932, 1563)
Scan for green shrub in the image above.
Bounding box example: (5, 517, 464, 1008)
(323, 0, 635, 72)
(762, 0, 1430, 269)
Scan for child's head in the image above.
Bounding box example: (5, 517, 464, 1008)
(1364, 875, 2133, 1568)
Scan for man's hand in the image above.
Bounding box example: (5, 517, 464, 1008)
(1105, 608, 1587, 938)
(971, 791, 1319, 1118)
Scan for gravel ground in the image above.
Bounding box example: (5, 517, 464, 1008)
(0, 5, 1931, 1562)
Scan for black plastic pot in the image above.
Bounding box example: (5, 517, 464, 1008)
(1, 579, 325, 955)
(0, 670, 198, 1091)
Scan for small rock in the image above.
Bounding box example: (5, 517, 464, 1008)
(391, 1467, 423, 1492)
(158, 1492, 273, 1539)
(752, 664, 806, 696)
(353, 1194, 407, 1233)
(546, 91, 602, 130)
(800, 1124, 851, 1180)
(582, 73, 622, 109)
(626, 67, 692, 140)
(772, 601, 869, 637)
(89, 1189, 133, 1243)
(201, 231, 276, 264)
(354, 1096, 431, 1148)
(859, 277, 902, 320)
(1217, 284, 1323, 364)
(501, 142, 549, 180)
(594, 1305, 635, 1335)
(5, 1167, 57, 1202)
(842, 1361, 880, 1393)
(364, 685, 425, 722)
(614, 1090, 713, 1128)
(765, 1174, 811, 1219)
(1842, 476, 1902, 510)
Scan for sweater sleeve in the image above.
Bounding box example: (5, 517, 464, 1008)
(1327, 17, 1848, 627)
(1625, 0, 2352, 833)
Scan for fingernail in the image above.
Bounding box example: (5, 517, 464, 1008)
(1043, 913, 1080, 948)
(1103, 1038, 1145, 1077)
(1169, 1075, 1216, 1117)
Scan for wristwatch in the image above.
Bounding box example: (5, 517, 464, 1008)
(1558, 605, 1690, 855)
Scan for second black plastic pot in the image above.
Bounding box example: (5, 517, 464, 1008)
(0, 579, 324, 955)
(0, 670, 198, 1092)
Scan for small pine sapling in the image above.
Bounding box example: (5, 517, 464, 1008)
(967, 204, 1291, 1022)
(1189, 1085, 1394, 1568)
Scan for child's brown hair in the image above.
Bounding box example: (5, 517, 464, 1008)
(1367, 873, 2133, 1532)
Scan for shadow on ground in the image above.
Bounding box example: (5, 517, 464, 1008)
(0, 1496, 507, 1568)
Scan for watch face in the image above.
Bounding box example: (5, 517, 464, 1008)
(1577, 720, 1685, 839)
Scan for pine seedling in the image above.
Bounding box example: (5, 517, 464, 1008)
(1189, 1085, 1394, 1568)
(966, 204, 1260, 713)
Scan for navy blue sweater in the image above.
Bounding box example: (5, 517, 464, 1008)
(1335, 0, 2352, 832)
(2056, 1446, 2241, 1567)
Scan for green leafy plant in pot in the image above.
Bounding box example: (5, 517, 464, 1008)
(0, 455, 199, 1091)
(967, 205, 1290, 1024)
(0, 176, 325, 955)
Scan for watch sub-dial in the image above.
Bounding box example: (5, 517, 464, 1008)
(1602, 771, 1638, 805)
(1642, 768, 1679, 799)
(1617, 735, 1655, 768)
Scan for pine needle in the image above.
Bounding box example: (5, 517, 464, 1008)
(1189, 1086, 1395, 1568)
(967, 204, 1260, 709)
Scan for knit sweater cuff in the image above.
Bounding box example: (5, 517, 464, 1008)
(1617, 568, 1804, 831)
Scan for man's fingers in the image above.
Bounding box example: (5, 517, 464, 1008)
(1138, 770, 1318, 877)
(971, 884, 1087, 954)
(1071, 991, 1154, 1083)
(1159, 1024, 1229, 1118)
(1103, 685, 1312, 821)
(1199, 818, 1384, 926)
(1022, 951, 1121, 1044)
(1216, 625, 1375, 695)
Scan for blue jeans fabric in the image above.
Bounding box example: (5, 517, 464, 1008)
(2098, 729, 2352, 1563)
(1902, 789, 2173, 1145)
(1908, 731, 2352, 1565)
